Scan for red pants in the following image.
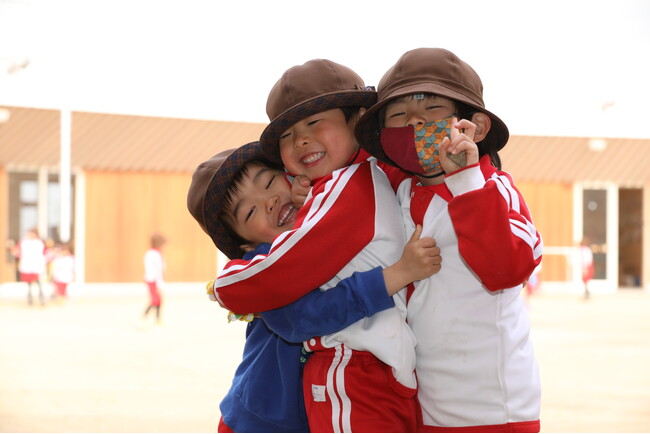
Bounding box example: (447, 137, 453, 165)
(146, 281, 161, 306)
(20, 273, 39, 283)
(303, 345, 418, 433)
(54, 281, 68, 297)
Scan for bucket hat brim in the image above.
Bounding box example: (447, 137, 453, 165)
(259, 58, 377, 163)
(355, 48, 509, 167)
(355, 81, 509, 167)
(260, 90, 376, 163)
(187, 141, 279, 260)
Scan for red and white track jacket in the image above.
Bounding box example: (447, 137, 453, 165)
(402, 155, 542, 430)
(214, 158, 417, 389)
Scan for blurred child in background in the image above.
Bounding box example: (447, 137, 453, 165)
(13, 228, 47, 306)
(580, 237, 594, 299)
(51, 243, 75, 303)
(142, 233, 166, 325)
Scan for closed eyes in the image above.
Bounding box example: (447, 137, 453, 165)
(266, 174, 275, 189)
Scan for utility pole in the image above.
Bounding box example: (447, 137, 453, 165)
(60, 108, 72, 243)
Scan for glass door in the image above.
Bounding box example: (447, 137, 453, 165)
(583, 189, 608, 280)
(578, 184, 618, 291)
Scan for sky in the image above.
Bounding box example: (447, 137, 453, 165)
(0, 0, 649, 138)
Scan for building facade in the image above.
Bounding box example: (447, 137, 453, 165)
(1, 106, 264, 284)
(501, 136, 650, 291)
(1, 105, 648, 291)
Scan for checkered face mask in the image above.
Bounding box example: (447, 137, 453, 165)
(380, 115, 454, 175)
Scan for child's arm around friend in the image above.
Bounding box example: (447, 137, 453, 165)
(261, 224, 438, 342)
(213, 159, 405, 314)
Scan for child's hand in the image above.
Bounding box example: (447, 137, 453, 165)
(382, 225, 441, 295)
(439, 116, 480, 173)
(291, 175, 311, 208)
(400, 224, 441, 281)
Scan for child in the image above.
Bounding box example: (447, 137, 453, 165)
(143, 233, 166, 325)
(44, 238, 58, 289)
(51, 243, 75, 303)
(187, 141, 439, 432)
(579, 237, 594, 299)
(13, 228, 47, 306)
(355, 47, 543, 432)
(210, 59, 433, 432)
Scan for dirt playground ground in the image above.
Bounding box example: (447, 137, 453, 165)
(1, 282, 649, 433)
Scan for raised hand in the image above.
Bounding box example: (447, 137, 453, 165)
(291, 175, 312, 208)
(439, 116, 480, 173)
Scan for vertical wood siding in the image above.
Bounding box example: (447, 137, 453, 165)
(518, 182, 574, 281)
(0, 169, 9, 283)
(84, 171, 218, 282)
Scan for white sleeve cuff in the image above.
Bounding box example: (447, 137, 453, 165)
(445, 164, 485, 196)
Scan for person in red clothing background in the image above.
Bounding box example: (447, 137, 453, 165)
(142, 233, 166, 325)
(51, 242, 75, 303)
(12, 227, 47, 306)
(580, 236, 594, 299)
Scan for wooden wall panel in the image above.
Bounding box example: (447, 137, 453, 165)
(84, 171, 217, 282)
(85, 172, 127, 281)
(0, 168, 10, 283)
(517, 182, 574, 281)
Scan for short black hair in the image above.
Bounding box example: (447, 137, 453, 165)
(217, 158, 284, 245)
(340, 106, 364, 123)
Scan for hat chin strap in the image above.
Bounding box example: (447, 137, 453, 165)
(417, 170, 445, 179)
(347, 147, 362, 166)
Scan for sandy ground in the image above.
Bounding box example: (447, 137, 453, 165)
(0, 283, 649, 433)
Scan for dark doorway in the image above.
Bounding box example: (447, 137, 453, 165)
(618, 188, 643, 287)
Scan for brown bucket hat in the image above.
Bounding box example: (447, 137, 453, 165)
(259, 58, 377, 162)
(187, 141, 280, 260)
(355, 48, 509, 166)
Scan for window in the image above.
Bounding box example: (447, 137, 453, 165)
(8, 171, 75, 244)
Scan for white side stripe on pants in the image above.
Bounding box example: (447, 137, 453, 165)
(326, 345, 353, 433)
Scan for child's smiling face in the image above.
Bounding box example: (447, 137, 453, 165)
(278, 108, 360, 180)
(384, 94, 456, 128)
(223, 162, 298, 248)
